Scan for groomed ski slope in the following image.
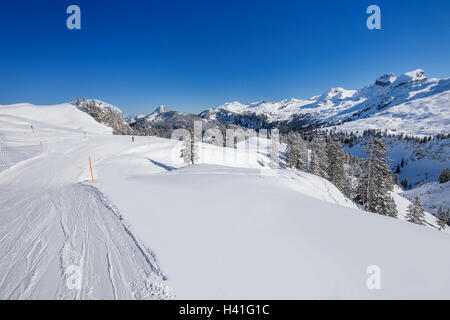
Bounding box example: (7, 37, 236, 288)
(1, 103, 450, 299)
(0, 104, 172, 299)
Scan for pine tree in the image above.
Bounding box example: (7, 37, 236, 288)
(310, 133, 329, 179)
(180, 129, 199, 165)
(285, 131, 306, 170)
(393, 174, 399, 185)
(436, 206, 448, 230)
(438, 168, 450, 184)
(400, 177, 409, 189)
(356, 138, 397, 217)
(326, 137, 346, 192)
(346, 160, 362, 200)
(406, 196, 425, 225)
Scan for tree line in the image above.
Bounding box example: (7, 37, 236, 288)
(285, 131, 398, 217)
(180, 127, 449, 231)
(285, 130, 449, 230)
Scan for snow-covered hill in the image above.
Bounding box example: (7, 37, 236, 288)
(343, 135, 450, 186)
(326, 89, 450, 136)
(0, 103, 112, 135)
(1, 103, 450, 299)
(71, 98, 133, 135)
(402, 182, 450, 215)
(390, 185, 446, 229)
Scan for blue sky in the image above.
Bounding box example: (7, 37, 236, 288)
(0, 0, 449, 115)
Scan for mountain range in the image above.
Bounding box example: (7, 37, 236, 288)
(71, 69, 449, 138)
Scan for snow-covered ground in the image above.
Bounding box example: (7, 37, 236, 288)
(344, 136, 450, 186)
(329, 90, 450, 136)
(402, 182, 450, 215)
(1, 103, 450, 299)
(390, 186, 447, 230)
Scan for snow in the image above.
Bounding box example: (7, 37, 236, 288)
(317, 87, 357, 101)
(126, 114, 145, 125)
(204, 99, 314, 122)
(402, 182, 450, 215)
(0, 103, 112, 135)
(75, 99, 124, 115)
(343, 135, 450, 186)
(99, 159, 450, 299)
(391, 185, 448, 232)
(0, 104, 172, 299)
(375, 73, 397, 86)
(201, 69, 449, 136)
(143, 105, 172, 122)
(393, 69, 426, 86)
(1, 103, 450, 299)
(330, 90, 450, 136)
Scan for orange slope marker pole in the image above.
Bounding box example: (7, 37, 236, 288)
(89, 156, 94, 184)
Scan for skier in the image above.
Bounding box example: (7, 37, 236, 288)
(132, 136, 135, 142)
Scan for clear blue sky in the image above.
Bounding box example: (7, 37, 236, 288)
(0, 0, 449, 115)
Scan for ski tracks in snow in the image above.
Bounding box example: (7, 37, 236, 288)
(0, 141, 174, 299)
(0, 138, 11, 172)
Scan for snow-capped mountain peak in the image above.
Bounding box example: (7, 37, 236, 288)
(154, 105, 169, 114)
(218, 101, 248, 112)
(317, 87, 357, 101)
(196, 69, 449, 135)
(142, 105, 174, 122)
(393, 69, 427, 86)
(116, 68, 449, 138)
(375, 73, 397, 87)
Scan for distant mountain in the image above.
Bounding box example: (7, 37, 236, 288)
(199, 69, 450, 135)
(74, 69, 449, 138)
(128, 105, 240, 138)
(121, 69, 449, 137)
(129, 105, 203, 137)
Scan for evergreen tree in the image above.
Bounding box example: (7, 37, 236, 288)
(393, 174, 399, 185)
(438, 168, 450, 184)
(400, 177, 409, 189)
(346, 160, 362, 200)
(326, 137, 347, 193)
(356, 138, 397, 217)
(310, 133, 329, 179)
(180, 129, 199, 165)
(436, 206, 448, 230)
(406, 196, 425, 225)
(447, 209, 450, 227)
(285, 131, 306, 170)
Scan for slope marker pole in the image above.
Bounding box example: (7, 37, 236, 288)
(89, 156, 94, 184)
